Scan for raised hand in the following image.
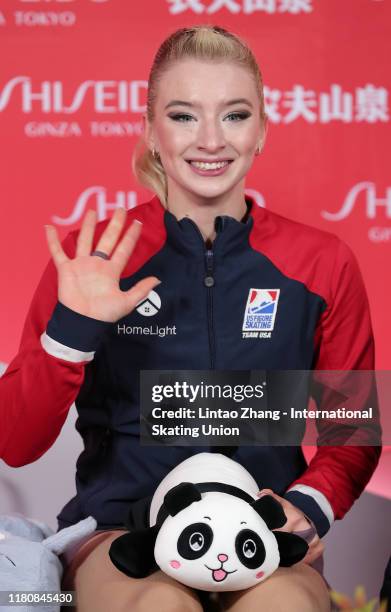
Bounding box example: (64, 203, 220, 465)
(44, 207, 160, 323)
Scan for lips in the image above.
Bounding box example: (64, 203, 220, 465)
(187, 159, 233, 167)
(186, 159, 233, 177)
(186, 159, 233, 163)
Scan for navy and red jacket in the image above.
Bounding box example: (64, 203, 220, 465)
(0, 194, 381, 536)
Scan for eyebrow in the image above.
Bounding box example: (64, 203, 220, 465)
(203, 516, 212, 521)
(164, 98, 253, 110)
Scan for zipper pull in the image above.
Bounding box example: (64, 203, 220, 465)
(204, 249, 215, 287)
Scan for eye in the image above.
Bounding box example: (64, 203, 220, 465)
(225, 112, 251, 121)
(168, 112, 251, 123)
(235, 529, 265, 569)
(177, 523, 213, 560)
(243, 538, 256, 558)
(168, 113, 194, 122)
(189, 532, 204, 551)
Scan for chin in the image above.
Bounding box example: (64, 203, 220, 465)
(185, 182, 238, 201)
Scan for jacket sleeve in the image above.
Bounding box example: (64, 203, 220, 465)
(0, 231, 112, 467)
(284, 239, 382, 537)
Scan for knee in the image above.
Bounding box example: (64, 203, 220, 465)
(124, 583, 203, 612)
(277, 567, 331, 612)
(228, 565, 331, 612)
(283, 582, 330, 612)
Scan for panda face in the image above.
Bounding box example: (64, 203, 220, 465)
(154, 492, 280, 591)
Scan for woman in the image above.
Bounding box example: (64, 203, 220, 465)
(0, 26, 379, 611)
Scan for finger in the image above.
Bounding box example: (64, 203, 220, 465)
(257, 488, 274, 497)
(111, 219, 143, 271)
(94, 207, 127, 256)
(276, 513, 311, 534)
(75, 209, 97, 257)
(122, 276, 161, 314)
(302, 539, 324, 564)
(45, 225, 69, 267)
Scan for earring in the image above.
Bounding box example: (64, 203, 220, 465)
(152, 147, 160, 160)
(255, 144, 262, 156)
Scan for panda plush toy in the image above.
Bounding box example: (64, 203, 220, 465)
(109, 453, 309, 591)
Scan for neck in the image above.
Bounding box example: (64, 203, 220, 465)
(166, 181, 248, 243)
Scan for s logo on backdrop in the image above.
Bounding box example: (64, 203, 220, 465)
(322, 182, 391, 243)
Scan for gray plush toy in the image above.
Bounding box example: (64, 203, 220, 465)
(0, 514, 97, 612)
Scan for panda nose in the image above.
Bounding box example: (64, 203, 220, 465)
(218, 554, 228, 563)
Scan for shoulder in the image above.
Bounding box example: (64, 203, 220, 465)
(251, 205, 341, 254)
(250, 205, 358, 304)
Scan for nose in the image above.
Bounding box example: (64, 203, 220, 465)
(197, 119, 226, 153)
(218, 553, 228, 563)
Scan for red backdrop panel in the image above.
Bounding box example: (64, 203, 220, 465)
(1, 0, 390, 493)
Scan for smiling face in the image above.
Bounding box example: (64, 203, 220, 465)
(154, 492, 280, 592)
(144, 59, 266, 210)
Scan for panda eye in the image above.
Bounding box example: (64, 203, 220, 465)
(190, 532, 204, 551)
(243, 538, 256, 558)
(177, 523, 213, 560)
(235, 529, 266, 569)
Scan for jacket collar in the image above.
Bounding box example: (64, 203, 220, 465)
(151, 195, 257, 257)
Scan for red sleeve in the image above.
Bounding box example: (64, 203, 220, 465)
(0, 201, 163, 468)
(288, 240, 381, 521)
(0, 232, 88, 467)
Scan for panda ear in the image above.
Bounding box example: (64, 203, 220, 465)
(252, 495, 287, 530)
(109, 526, 159, 578)
(273, 531, 309, 567)
(164, 482, 201, 517)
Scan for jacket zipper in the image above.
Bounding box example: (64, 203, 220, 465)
(185, 219, 217, 369)
(204, 248, 216, 369)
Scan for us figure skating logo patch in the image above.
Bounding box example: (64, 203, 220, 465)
(242, 289, 280, 339)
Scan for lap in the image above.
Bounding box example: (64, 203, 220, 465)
(219, 563, 331, 612)
(61, 530, 331, 612)
(61, 530, 203, 612)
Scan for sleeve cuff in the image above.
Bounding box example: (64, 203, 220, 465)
(40, 332, 95, 363)
(45, 301, 113, 354)
(284, 485, 334, 538)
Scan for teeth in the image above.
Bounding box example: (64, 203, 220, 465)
(190, 161, 229, 170)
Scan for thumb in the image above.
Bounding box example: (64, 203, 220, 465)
(123, 277, 161, 313)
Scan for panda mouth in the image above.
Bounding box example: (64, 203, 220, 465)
(205, 564, 237, 582)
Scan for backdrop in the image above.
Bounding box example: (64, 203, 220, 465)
(0, 0, 390, 508)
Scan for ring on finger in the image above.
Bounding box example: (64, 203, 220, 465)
(91, 250, 110, 260)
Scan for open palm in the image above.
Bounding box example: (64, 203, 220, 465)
(45, 207, 160, 323)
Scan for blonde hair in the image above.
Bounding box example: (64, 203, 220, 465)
(132, 25, 267, 206)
